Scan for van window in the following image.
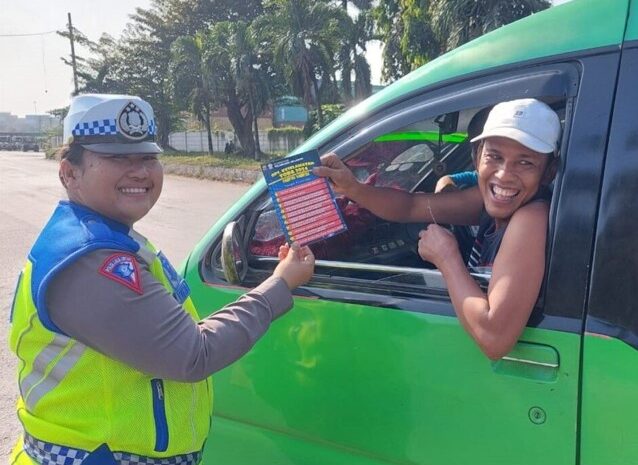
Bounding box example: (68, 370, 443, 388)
(205, 96, 567, 305)
(249, 112, 475, 270)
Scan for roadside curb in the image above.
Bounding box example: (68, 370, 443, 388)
(44, 151, 259, 185)
(160, 163, 259, 184)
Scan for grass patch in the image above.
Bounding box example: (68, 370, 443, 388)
(160, 151, 284, 170)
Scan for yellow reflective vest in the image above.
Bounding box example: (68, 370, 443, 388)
(9, 201, 212, 464)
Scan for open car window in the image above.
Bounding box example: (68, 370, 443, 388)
(240, 110, 482, 291)
(206, 98, 566, 299)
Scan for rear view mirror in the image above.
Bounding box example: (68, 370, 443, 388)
(221, 221, 247, 284)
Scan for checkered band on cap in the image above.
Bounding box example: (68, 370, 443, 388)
(148, 119, 156, 136)
(71, 118, 156, 138)
(23, 433, 202, 465)
(72, 119, 118, 137)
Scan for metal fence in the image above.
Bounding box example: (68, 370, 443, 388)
(168, 131, 303, 154)
(48, 131, 303, 155)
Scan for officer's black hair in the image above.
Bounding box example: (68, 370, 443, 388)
(56, 144, 85, 188)
(56, 143, 85, 166)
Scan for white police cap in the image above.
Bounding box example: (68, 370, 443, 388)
(63, 93, 162, 154)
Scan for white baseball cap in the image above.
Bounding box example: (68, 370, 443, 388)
(63, 93, 162, 154)
(470, 98, 561, 154)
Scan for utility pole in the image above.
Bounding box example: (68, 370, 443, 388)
(67, 12, 79, 95)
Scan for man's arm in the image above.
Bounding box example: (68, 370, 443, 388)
(314, 153, 484, 225)
(418, 201, 548, 359)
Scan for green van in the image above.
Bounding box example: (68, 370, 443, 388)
(182, 0, 638, 463)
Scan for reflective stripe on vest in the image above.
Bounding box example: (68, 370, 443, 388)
(20, 331, 86, 411)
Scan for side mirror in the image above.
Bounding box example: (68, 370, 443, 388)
(221, 221, 247, 285)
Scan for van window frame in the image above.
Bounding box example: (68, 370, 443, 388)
(201, 58, 614, 332)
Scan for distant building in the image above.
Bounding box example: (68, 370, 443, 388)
(273, 96, 308, 128)
(0, 112, 60, 134)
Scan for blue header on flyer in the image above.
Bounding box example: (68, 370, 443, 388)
(262, 149, 320, 190)
(261, 150, 348, 246)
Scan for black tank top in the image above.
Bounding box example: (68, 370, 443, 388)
(467, 186, 551, 273)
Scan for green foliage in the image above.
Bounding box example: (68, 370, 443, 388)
(198, 19, 276, 158)
(160, 153, 261, 169)
(304, 103, 345, 136)
(430, 0, 551, 51)
(160, 151, 282, 170)
(55, 0, 550, 157)
(47, 107, 69, 121)
(374, 0, 550, 82)
(170, 34, 215, 152)
(267, 126, 305, 150)
(337, 6, 374, 103)
(255, 0, 347, 126)
(267, 127, 304, 139)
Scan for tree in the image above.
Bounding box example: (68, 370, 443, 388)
(170, 35, 214, 153)
(115, 1, 188, 147)
(430, 0, 551, 51)
(374, 0, 550, 82)
(56, 28, 122, 94)
(373, 0, 413, 82)
(337, 8, 373, 103)
(256, 0, 345, 127)
(201, 21, 273, 159)
(233, 21, 275, 159)
(334, 0, 373, 103)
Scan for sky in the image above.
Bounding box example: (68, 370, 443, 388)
(1, 0, 571, 118)
(0, 0, 152, 117)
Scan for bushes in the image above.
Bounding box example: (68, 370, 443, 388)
(267, 127, 305, 152)
(304, 104, 346, 137)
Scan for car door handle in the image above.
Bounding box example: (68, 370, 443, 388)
(492, 341, 560, 382)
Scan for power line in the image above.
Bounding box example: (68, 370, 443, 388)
(0, 30, 57, 38)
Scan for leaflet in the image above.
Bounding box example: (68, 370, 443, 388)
(262, 150, 347, 246)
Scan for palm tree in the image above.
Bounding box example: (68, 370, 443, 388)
(335, 0, 373, 103)
(256, 0, 345, 127)
(201, 21, 274, 159)
(430, 0, 551, 52)
(372, 0, 416, 81)
(232, 21, 275, 159)
(374, 0, 550, 81)
(170, 34, 214, 153)
(337, 10, 373, 103)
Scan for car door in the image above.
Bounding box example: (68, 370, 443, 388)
(580, 42, 638, 464)
(188, 55, 617, 465)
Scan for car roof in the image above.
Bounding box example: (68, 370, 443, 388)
(293, 0, 630, 157)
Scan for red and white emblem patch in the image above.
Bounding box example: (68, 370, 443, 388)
(99, 253, 143, 294)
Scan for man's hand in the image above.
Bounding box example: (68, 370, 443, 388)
(273, 242, 315, 290)
(312, 152, 359, 196)
(418, 225, 462, 268)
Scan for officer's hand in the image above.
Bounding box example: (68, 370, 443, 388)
(417, 225, 461, 267)
(312, 153, 359, 197)
(274, 242, 315, 290)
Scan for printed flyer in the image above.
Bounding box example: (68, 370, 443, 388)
(262, 150, 347, 246)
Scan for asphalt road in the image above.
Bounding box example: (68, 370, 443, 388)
(0, 150, 250, 460)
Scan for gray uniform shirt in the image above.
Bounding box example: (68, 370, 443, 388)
(46, 248, 293, 382)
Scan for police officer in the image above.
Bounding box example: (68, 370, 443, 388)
(9, 94, 315, 465)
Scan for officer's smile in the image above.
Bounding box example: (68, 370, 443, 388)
(118, 187, 151, 194)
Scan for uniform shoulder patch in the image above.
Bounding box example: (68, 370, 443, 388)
(98, 253, 143, 294)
